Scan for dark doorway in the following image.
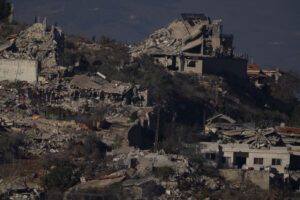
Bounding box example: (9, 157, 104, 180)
(290, 155, 300, 170)
(172, 56, 176, 68)
(234, 152, 249, 168)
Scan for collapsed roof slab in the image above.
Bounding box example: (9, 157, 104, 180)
(181, 38, 203, 52)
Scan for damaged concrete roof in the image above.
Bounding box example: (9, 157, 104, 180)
(131, 13, 233, 58)
(70, 74, 132, 95)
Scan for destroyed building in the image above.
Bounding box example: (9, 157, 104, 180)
(0, 18, 64, 83)
(196, 113, 300, 190)
(131, 13, 247, 78)
(204, 114, 283, 148)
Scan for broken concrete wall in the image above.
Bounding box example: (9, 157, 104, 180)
(219, 169, 270, 190)
(155, 56, 173, 68)
(0, 59, 38, 83)
(219, 169, 244, 182)
(182, 58, 203, 74)
(246, 170, 270, 190)
(196, 142, 219, 167)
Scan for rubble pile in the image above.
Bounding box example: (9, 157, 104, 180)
(65, 147, 222, 199)
(23, 119, 82, 155)
(205, 114, 283, 148)
(131, 14, 233, 58)
(110, 147, 192, 174)
(0, 94, 147, 157)
(0, 177, 43, 200)
(0, 68, 151, 158)
(0, 18, 64, 68)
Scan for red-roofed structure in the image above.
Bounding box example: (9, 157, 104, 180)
(279, 127, 300, 135)
(247, 64, 267, 78)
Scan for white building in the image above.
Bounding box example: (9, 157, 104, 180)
(197, 142, 290, 174)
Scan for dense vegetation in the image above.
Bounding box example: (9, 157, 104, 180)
(0, 132, 24, 164)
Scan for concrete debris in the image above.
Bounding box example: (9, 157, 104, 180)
(0, 19, 64, 68)
(0, 177, 42, 200)
(204, 114, 284, 148)
(110, 147, 192, 176)
(97, 72, 107, 80)
(205, 114, 255, 135)
(206, 114, 237, 125)
(0, 40, 14, 52)
(199, 175, 220, 190)
(130, 13, 247, 79)
(70, 74, 149, 107)
(0, 75, 149, 156)
(0, 64, 156, 198)
(60, 146, 221, 199)
(131, 14, 233, 58)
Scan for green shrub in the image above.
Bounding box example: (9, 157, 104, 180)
(41, 160, 80, 191)
(69, 133, 110, 161)
(153, 166, 174, 180)
(289, 103, 300, 128)
(0, 132, 24, 164)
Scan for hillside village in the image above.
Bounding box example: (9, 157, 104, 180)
(1, 1, 300, 200)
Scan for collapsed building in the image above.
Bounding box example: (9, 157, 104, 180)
(198, 114, 300, 190)
(0, 18, 64, 83)
(0, 18, 64, 68)
(69, 74, 149, 107)
(204, 114, 282, 148)
(131, 13, 248, 78)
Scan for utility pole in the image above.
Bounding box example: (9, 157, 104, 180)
(203, 110, 206, 132)
(154, 108, 160, 153)
(215, 84, 219, 106)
